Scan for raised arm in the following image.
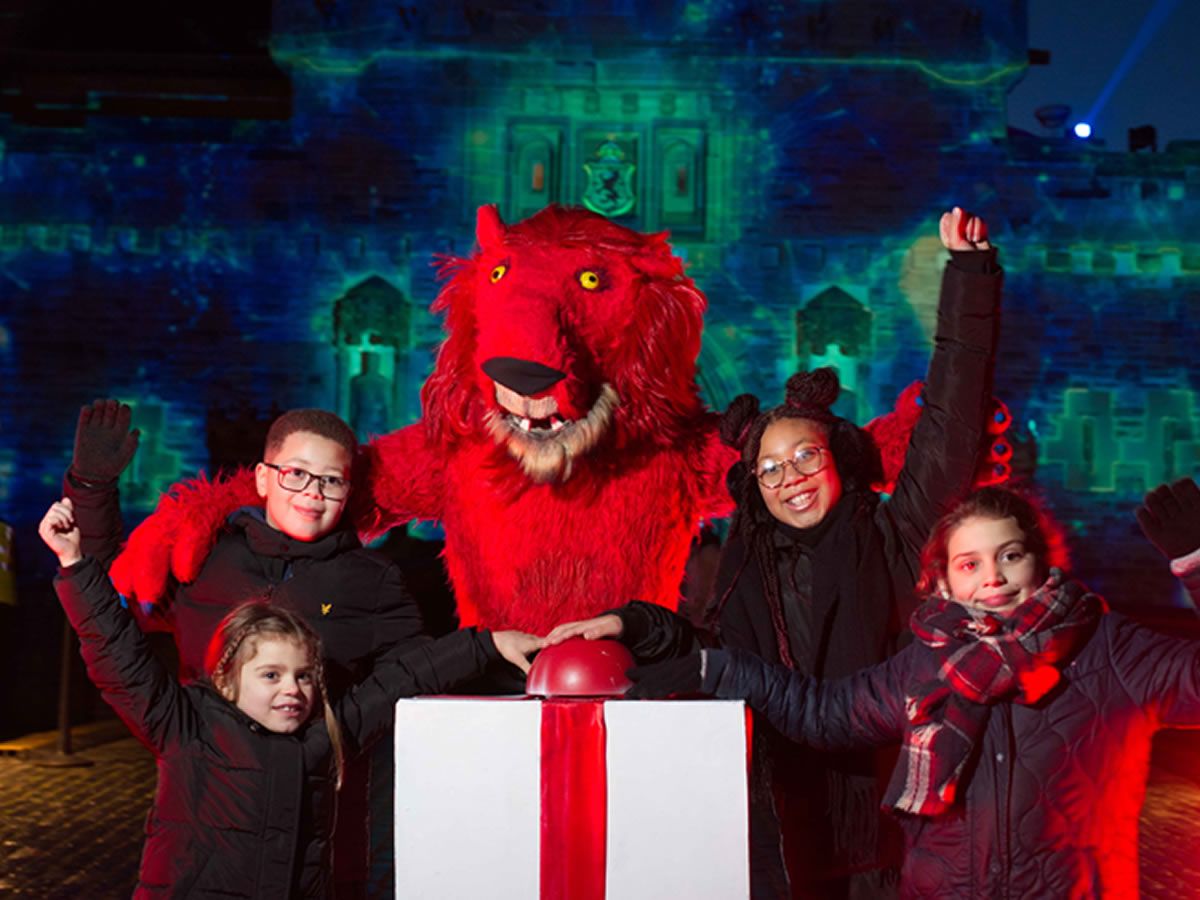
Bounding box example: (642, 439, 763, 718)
(1105, 615, 1200, 728)
(694, 414, 739, 521)
(886, 208, 1003, 566)
(40, 500, 191, 753)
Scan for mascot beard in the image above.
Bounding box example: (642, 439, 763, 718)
(110, 205, 739, 633)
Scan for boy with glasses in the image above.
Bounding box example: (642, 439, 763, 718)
(65, 402, 428, 689)
(62, 401, 451, 898)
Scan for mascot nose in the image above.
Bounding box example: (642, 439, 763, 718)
(482, 357, 566, 396)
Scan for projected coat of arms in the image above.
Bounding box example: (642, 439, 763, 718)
(582, 138, 636, 217)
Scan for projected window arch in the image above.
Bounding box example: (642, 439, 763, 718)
(655, 129, 706, 235)
(511, 127, 563, 219)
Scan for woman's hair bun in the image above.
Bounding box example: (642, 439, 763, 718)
(785, 367, 840, 411)
(720, 393, 762, 449)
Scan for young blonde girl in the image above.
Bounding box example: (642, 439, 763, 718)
(40, 497, 540, 898)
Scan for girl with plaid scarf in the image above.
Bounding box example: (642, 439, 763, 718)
(629, 485, 1200, 898)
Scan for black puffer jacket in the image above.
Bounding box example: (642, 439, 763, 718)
(709, 611, 1200, 899)
(620, 254, 1002, 896)
(63, 479, 436, 898)
(727, 253, 1001, 895)
(56, 556, 497, 899)
(164, 509, 428, 692)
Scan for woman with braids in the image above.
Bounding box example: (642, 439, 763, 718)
(39, 497, 541, 898)
(546, 207, 1003, 898)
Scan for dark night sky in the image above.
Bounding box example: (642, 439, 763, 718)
(1007, 0, 1199, 148)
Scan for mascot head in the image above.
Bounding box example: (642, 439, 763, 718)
(422, 204, 708, 482)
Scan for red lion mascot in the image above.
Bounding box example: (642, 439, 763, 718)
(109, 204, 1009, 632)
(111, 205, 739, 632)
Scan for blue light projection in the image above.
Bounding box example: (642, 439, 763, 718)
(0, 0, 1196, 617)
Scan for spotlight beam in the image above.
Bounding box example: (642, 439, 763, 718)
(1084, 0, 1181, 129)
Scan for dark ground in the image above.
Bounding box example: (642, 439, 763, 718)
(2, 719, 1200, 898)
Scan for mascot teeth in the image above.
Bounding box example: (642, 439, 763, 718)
(486, 383, 620, 483)
(513, 414, 567, 434)
(494, 382, 559, 420)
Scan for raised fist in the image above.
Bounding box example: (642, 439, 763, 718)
(939, 207, 990, 252)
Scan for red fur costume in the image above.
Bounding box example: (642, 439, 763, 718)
(109, 205, 1010, 633)
(111, 206, 738, 632)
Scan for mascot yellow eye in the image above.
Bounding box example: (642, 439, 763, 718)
(490, 264, 508, 283)
(578, 270, 601, 291)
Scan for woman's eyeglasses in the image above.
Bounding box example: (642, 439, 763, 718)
(756, 447, 829, 490)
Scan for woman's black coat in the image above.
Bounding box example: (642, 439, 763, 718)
(622, 253, 1003, 896)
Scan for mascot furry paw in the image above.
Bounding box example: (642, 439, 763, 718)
(112, 205, 738, 633)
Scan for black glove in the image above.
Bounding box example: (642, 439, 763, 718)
(625, 650, 730, 699)
(1136, 478, 1200, 561)
(626, 655, 702, 699)
(71, 399, 140, 484)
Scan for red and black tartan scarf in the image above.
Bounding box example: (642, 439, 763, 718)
(883, 570, 1106, 817)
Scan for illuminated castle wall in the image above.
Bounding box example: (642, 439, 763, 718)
(1, 2, 1198, 638)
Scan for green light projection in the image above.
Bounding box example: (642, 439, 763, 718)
(119, 399, 184, 509)
(3, 0, 1197, 608)
(1042, 387, 1200, 494)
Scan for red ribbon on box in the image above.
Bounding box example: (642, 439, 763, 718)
(540, 700, 608, 900)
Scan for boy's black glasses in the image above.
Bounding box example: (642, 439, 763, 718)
(261, 463, 351, 500)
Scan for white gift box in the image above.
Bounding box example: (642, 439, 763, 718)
(394, 697, 750, 900)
